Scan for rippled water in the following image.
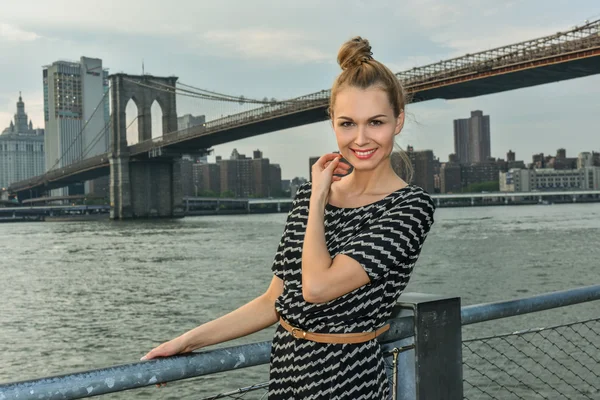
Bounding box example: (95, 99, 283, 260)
(1, 203, 599, 398)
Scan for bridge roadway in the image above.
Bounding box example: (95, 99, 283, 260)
(186, 189, 600, 206)
(2, 190, 599, 218)
(8, 20, 600, 195)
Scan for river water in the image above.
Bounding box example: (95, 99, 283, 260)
(1, 203, 599, 398)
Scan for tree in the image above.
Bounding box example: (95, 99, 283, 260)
(462, 181, 500, 193)
(220, 190, 235, 198)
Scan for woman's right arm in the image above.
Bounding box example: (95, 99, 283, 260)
(141, 275, 283, 360)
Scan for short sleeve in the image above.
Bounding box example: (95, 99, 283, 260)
(339, 191, 435, 282)
(271, 182, 311, 278)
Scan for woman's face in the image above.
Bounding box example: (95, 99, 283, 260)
(332, 86, 404, 172)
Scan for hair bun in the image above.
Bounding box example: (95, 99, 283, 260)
(337, 36, 373, 70)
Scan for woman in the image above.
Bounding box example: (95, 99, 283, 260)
(142, 37, 436, 399)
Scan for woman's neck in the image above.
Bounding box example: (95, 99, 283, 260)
(340, 162, 404, 195)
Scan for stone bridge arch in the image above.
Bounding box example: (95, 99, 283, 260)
(108, 74, 182, 220)
(109, 74, 178, 154)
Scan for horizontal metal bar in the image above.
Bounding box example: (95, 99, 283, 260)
(0, 317, 414, 400)
(2, 286, 598, 399)
(0, 341, 271, 400)
(461, 284, 600, 325)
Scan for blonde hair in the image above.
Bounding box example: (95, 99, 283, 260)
(329, 36, 413, 183)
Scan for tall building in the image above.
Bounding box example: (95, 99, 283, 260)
(193, 162, 221, 196)
(407, 146, 435, 194)
(220, 149, 254, 197)
(593, 152, 600, 167)
(269, 164, 282, 197)
(177, 114, 206, 131)
(507, 150, 516, 162)
(177, 114, 208, 164)
(577, 152, 593, 169)
(43, 57, 109, 195)
(0, 94, 45, 190)
(440, 154, 462, 194)
(453, 110, 491, 163)
(460, 161, 500, 189)
(389, 147, 435, 193)
(253, 157, 270, 197)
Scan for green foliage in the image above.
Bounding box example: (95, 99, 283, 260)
(463, 181, 500, 193)
(220, 190, 235, 198)
(199, 190, 217, 197)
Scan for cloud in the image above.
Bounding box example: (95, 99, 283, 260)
(0, 23, 40, 42)
(202, 29, 330, 63)
(432, 25, 566, 56)
(0, 111, 12, 131)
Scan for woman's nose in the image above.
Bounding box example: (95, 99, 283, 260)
(354, 125, 370, 146)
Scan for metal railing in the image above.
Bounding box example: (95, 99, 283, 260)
(462, 318, 599, 399)
(0, 284, 598, 399)
(8, 153, 110, 193)
(396, 18, 600, 85)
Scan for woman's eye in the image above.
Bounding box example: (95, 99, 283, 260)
(370, 120, 383, 126)
(340, 121, 354, 128)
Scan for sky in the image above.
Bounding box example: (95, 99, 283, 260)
(1, 0, 599, 179)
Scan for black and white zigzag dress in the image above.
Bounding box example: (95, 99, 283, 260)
(268, 182, 436, 399)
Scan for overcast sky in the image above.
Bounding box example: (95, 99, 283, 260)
(1, 0, 599, 179)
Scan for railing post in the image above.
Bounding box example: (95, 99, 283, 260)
(395, 293, 463, 400)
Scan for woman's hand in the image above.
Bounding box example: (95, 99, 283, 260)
(141, 337, 190, 388)
(311, 153, 351, 203)
(140, 336, 189, 361)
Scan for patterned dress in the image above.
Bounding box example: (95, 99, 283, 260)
(268, 182, 436, 399)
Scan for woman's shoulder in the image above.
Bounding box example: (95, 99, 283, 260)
(295, 181, 312, 197)
(385, 184, 436, 214)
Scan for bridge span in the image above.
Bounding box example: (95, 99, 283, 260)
(8, 20, 600, 218)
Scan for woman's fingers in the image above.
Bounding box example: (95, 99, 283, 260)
(333, 166, 349, 176)
(315, 153, 341, 170)
(325, 157, 339, 171)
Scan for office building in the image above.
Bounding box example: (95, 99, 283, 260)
(461, 161, 500, 188)
(499, 165, 600, 192)
(269, 164, 282, 197)
(177, 114, 206, 131)
(43, 56, 109, 195)
(440, 154, 462, 194)
(453, 110, 491, 163)
(193, 162, 221, 196)
(0, 94, 45, 190)
(407, 146, 435, 194)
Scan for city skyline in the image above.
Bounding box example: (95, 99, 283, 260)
(1, 1, 599, 179)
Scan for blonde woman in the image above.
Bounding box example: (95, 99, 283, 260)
(142, 37, 436, 399)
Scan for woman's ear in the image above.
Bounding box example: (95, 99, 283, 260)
(394, 111, 405, 135)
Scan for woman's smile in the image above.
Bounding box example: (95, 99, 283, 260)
(350, 148, 378, 160)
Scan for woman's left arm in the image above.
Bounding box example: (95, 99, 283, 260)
(302, 153, 370, 303)
(302, 192, 370, 303)
(302, 154, 436, 304)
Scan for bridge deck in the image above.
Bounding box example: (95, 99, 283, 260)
(8, 26, 600, 196)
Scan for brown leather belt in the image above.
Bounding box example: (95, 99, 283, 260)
(279, 317, 390, 344)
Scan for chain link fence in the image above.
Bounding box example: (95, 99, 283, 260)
(199, 319, 599, 400)
(463, 318, 599, 400)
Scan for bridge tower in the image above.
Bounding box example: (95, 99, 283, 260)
(109, 74, 183, 219)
